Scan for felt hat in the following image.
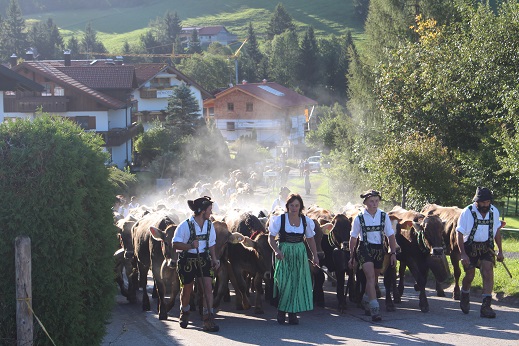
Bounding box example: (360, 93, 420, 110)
(473, 187, 493, 202)
(187, 196, 213, 213)
(360, 189, 381, 200)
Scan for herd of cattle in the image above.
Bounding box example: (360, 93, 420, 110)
(113, 201, 465, 321)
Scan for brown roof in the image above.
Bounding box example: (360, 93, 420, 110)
(214, 82, 317, 109)
(131, 63, 213, 99)
(14, 62, 127, 109)
(198, 26, 227, 35)
(0, 64, 43, 91)
(55, 66, 138, 89)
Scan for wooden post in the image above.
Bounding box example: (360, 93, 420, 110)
(15, 236, 32, 346)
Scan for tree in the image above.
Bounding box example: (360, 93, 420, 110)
(166, 84, 202, 136)
(0, 0, 28, 60)
(365, 134, 459, 209)
(267, 30, 300, 87)
(187, 28, 202, 54)
(239, 22, 264, 83)
(267, 3, 296, 39)
(66, 36, 81, 58)
(81, 21, 106, 57)
(298, 26, 319, 88)
(150, 11, 183, 55)
(178, 53, 230, 92)
(28, 18, 64, 59)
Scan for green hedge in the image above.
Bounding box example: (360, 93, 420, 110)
(0, 116, 118, 345)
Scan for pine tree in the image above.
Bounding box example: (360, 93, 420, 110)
(298, 26, 319, 87)
(239, 22, 264, 83)
(267, 3, 296, 39)
(187, 29, 202, 54)
(28, 18, 64, 59)
(67, 36, 81, 58)
(166, 84, 202, 136)
(244, 22, 263, 66)
(81, 22, 107, 58)
(0, 0, 28, 60)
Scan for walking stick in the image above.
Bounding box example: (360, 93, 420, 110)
(501, 260, 513, 279)
(308, 259, 338, 283)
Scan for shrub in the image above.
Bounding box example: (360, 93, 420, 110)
(0, 116, 117, 345)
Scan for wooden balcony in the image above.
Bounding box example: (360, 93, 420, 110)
(98, 123, 143, 147)
(3, 95, 68, 113)
(139, 88, 174, 99)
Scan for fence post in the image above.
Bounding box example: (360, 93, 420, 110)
(15, 236, 32, 346)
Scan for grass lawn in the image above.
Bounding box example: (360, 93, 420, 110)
(24, 0, 365, 53)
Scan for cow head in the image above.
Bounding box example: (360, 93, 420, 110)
(329, 214, 352, 249)
(413, 214, 450, 282)
(150, 224, 177, 267)
(241, 233, 273, 279)
(116, 219, 136, 259)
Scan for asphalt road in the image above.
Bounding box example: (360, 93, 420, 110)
(101, 274, 519, 346)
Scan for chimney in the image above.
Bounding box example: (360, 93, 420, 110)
(115, 56, 123, 65)
(64, 50, 71, 66)
(25, 49, 34, 61)
(9, 54, 17, 68)
(262, 79, 267, 84)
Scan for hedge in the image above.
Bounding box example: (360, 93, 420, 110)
(0, 116, 118, 345)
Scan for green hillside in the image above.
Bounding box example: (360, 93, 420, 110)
(24, 0, 365, 53)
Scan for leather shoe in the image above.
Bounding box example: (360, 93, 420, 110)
(277, 310, 286, 325)
(288, 313, 299, 325)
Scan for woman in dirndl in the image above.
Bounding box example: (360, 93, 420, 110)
(268, 193, 319, 325)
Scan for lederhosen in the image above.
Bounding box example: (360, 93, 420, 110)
(356, 211, 386, 269)
(464, 205, 495, 269)
(177, 219, 213, 285)
(273, 214, 314, 313)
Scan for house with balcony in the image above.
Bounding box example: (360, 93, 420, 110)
(3, 56, 141, 168)
(203, 81, 317, 148)
(131, 63, 213, 130)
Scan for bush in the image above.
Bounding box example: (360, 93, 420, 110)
(0, 116, 117, 345)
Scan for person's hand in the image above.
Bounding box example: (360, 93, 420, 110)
(497, 251, 505, 262)
(390, 253, 397, 267)
(348, 257, 356, 270)
(191, 239, 199, 250)
(460, 253, 470, 268)
(275, 251, 284, 261)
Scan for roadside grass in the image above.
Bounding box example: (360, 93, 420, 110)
(289, 171, 333, 211)
(24, 0, 365, 53)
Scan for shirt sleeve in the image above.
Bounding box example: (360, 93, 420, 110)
(208, 221, 216, 247)
(172, 220, 189, 245)
(351, 215, 361, 239)
(268, 214, 282, 236)
(383, 213, 395, 237)
(304, 216, 316, 238)
(456, 207, 472, 236)
(492, 205, 501, 238)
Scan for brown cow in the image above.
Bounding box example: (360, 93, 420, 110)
(421, 203, 463, 300)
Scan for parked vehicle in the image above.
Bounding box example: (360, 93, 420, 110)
(307, 156, 321, 171)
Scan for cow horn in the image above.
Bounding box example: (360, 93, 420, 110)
(241, 236, 255, 250)
(229, 233, 244, 244)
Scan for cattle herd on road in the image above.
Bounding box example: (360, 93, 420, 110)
(113, 182, 465, 324)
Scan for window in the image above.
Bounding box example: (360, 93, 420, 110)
(246, 102, 253, 112)
(75, 116, 96, 130)
(227, 103, 234, 111)
(54, 86, 64, 96)
(209, 107, 214, 116)
(42, 83, 52, 96)
(226, 122, 235, 131)
(150, 77, 170, 88)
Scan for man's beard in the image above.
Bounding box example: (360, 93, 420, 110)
(477, 205, 490, 213)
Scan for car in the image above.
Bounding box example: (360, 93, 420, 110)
(306, 156, 321, 172)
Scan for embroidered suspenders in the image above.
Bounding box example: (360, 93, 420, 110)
(186, 218, 212, 253)
(358, 211, 386, 248)
(467, 205, 494, 249)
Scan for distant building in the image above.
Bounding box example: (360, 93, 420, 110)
(204, 80, 317, 148)
(2, 52, 211, 168)
(180, 25, 238, 46)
